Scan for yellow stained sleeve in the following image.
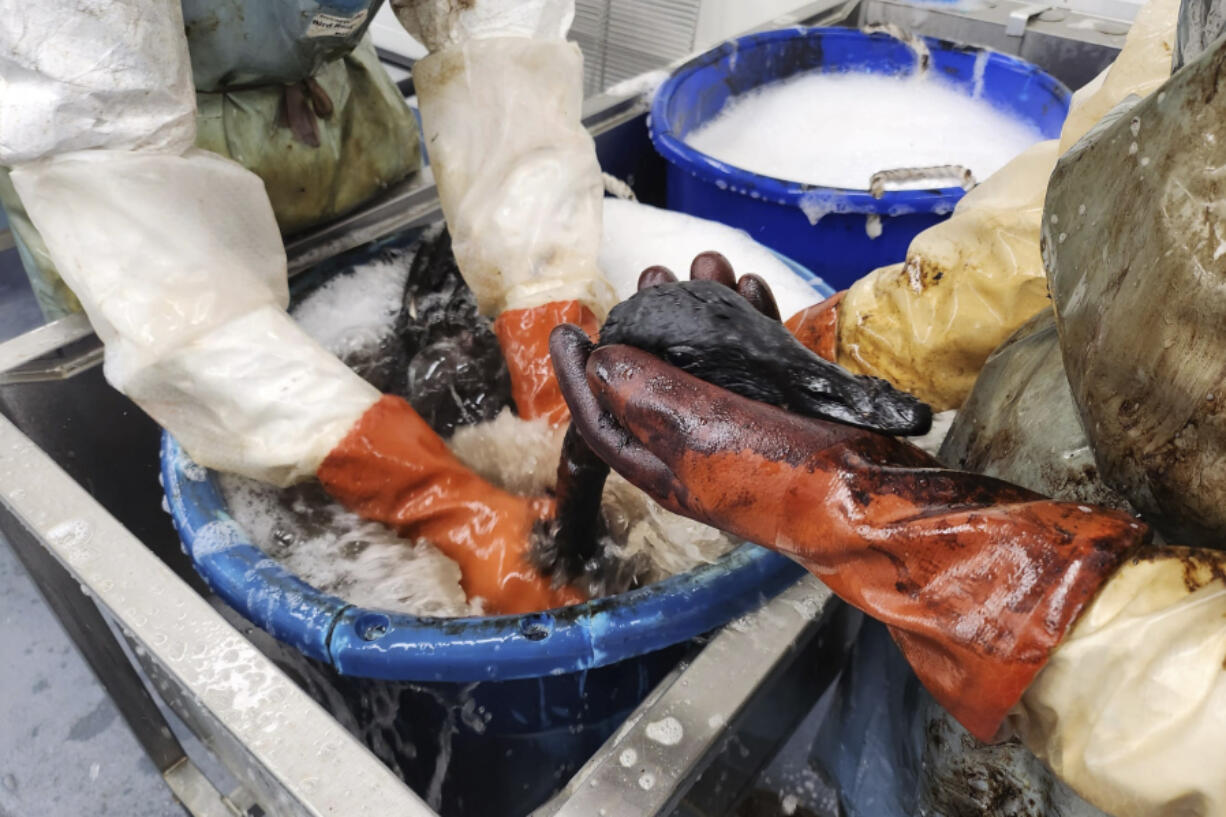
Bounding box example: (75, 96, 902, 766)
(835, 0, 1178, 409)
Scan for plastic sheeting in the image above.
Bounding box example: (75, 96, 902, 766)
(939, 310, 1134, 512)
(1045, 36, 1226, 547)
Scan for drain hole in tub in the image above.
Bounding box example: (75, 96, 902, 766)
(519, 613, 554, 641)
(357, 612, 391, 641)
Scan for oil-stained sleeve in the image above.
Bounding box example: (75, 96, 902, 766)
(1009, 549, 1226, 817)
(832, 0, 1179, 410)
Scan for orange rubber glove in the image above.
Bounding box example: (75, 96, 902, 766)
(494, 300, 599, 426)
(785, 290, 844, 362)
(553, 273, 1146, 741)
(318, 395, 584, 614)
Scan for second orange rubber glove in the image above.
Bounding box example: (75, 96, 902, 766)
(318, 395, 584, 614)
(785, 290, 844, 362)
(493, 300, 600, 426)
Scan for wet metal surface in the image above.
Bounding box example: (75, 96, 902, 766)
(0, 536, 185, 817)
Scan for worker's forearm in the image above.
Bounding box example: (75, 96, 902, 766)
(829, 0, 1180, 410)
(413, 38, 613, 316)
(2, 1, 379, 485)
(390, 0, 615, 318)
(0, 1, 195, 164)
(1009, 549, 1226, 817)
(834, 138, 1057, 410)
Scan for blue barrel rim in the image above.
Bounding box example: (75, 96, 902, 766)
(161, 253, 830, 683)
(649, 27, 1072, 213)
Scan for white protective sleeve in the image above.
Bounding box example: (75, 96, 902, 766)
(1008, 550, 1226, 817)
(391, 0, 616, 318)
(1, 1, 379, 486)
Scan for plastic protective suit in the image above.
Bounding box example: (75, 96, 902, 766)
(785, 0, 1180, 410)
(0, 0, 422, 320)
(553, 254, 1226, 817)
(0, 0, 603, 614)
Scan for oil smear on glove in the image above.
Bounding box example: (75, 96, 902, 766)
(685, 71, 1045, 191)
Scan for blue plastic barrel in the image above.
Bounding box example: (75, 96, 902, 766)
(161, 251, 831, 817)
(650, 28, 1071, 290)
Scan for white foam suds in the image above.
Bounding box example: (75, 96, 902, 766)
(447, 409, 739, 585)
(645, 716, 684, 746)
(911, 409, 958, 457)
(603, 69, 669, 100)
(294, 204, 824, 361)
(220, 404, 740, 616)
(293, 254, 410, 359)
(865, 213, 883, 239)
(686, 70, 1045, 191)
(970, 49, 989, 99)
(601, 198, 823, 318)
(218, 474, 479, 618)
(192, 520, 248, 559)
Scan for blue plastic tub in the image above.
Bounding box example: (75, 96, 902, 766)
(650, 27, 1071, 290)
(161, 246, 831, 816)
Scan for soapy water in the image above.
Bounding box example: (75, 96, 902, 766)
(219, 475, 479, 616)
(602, 69, 670, 100)
(449, 410, 738, 593)
(686, 70, 1046, 191)
(219, 207, 829, 616)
